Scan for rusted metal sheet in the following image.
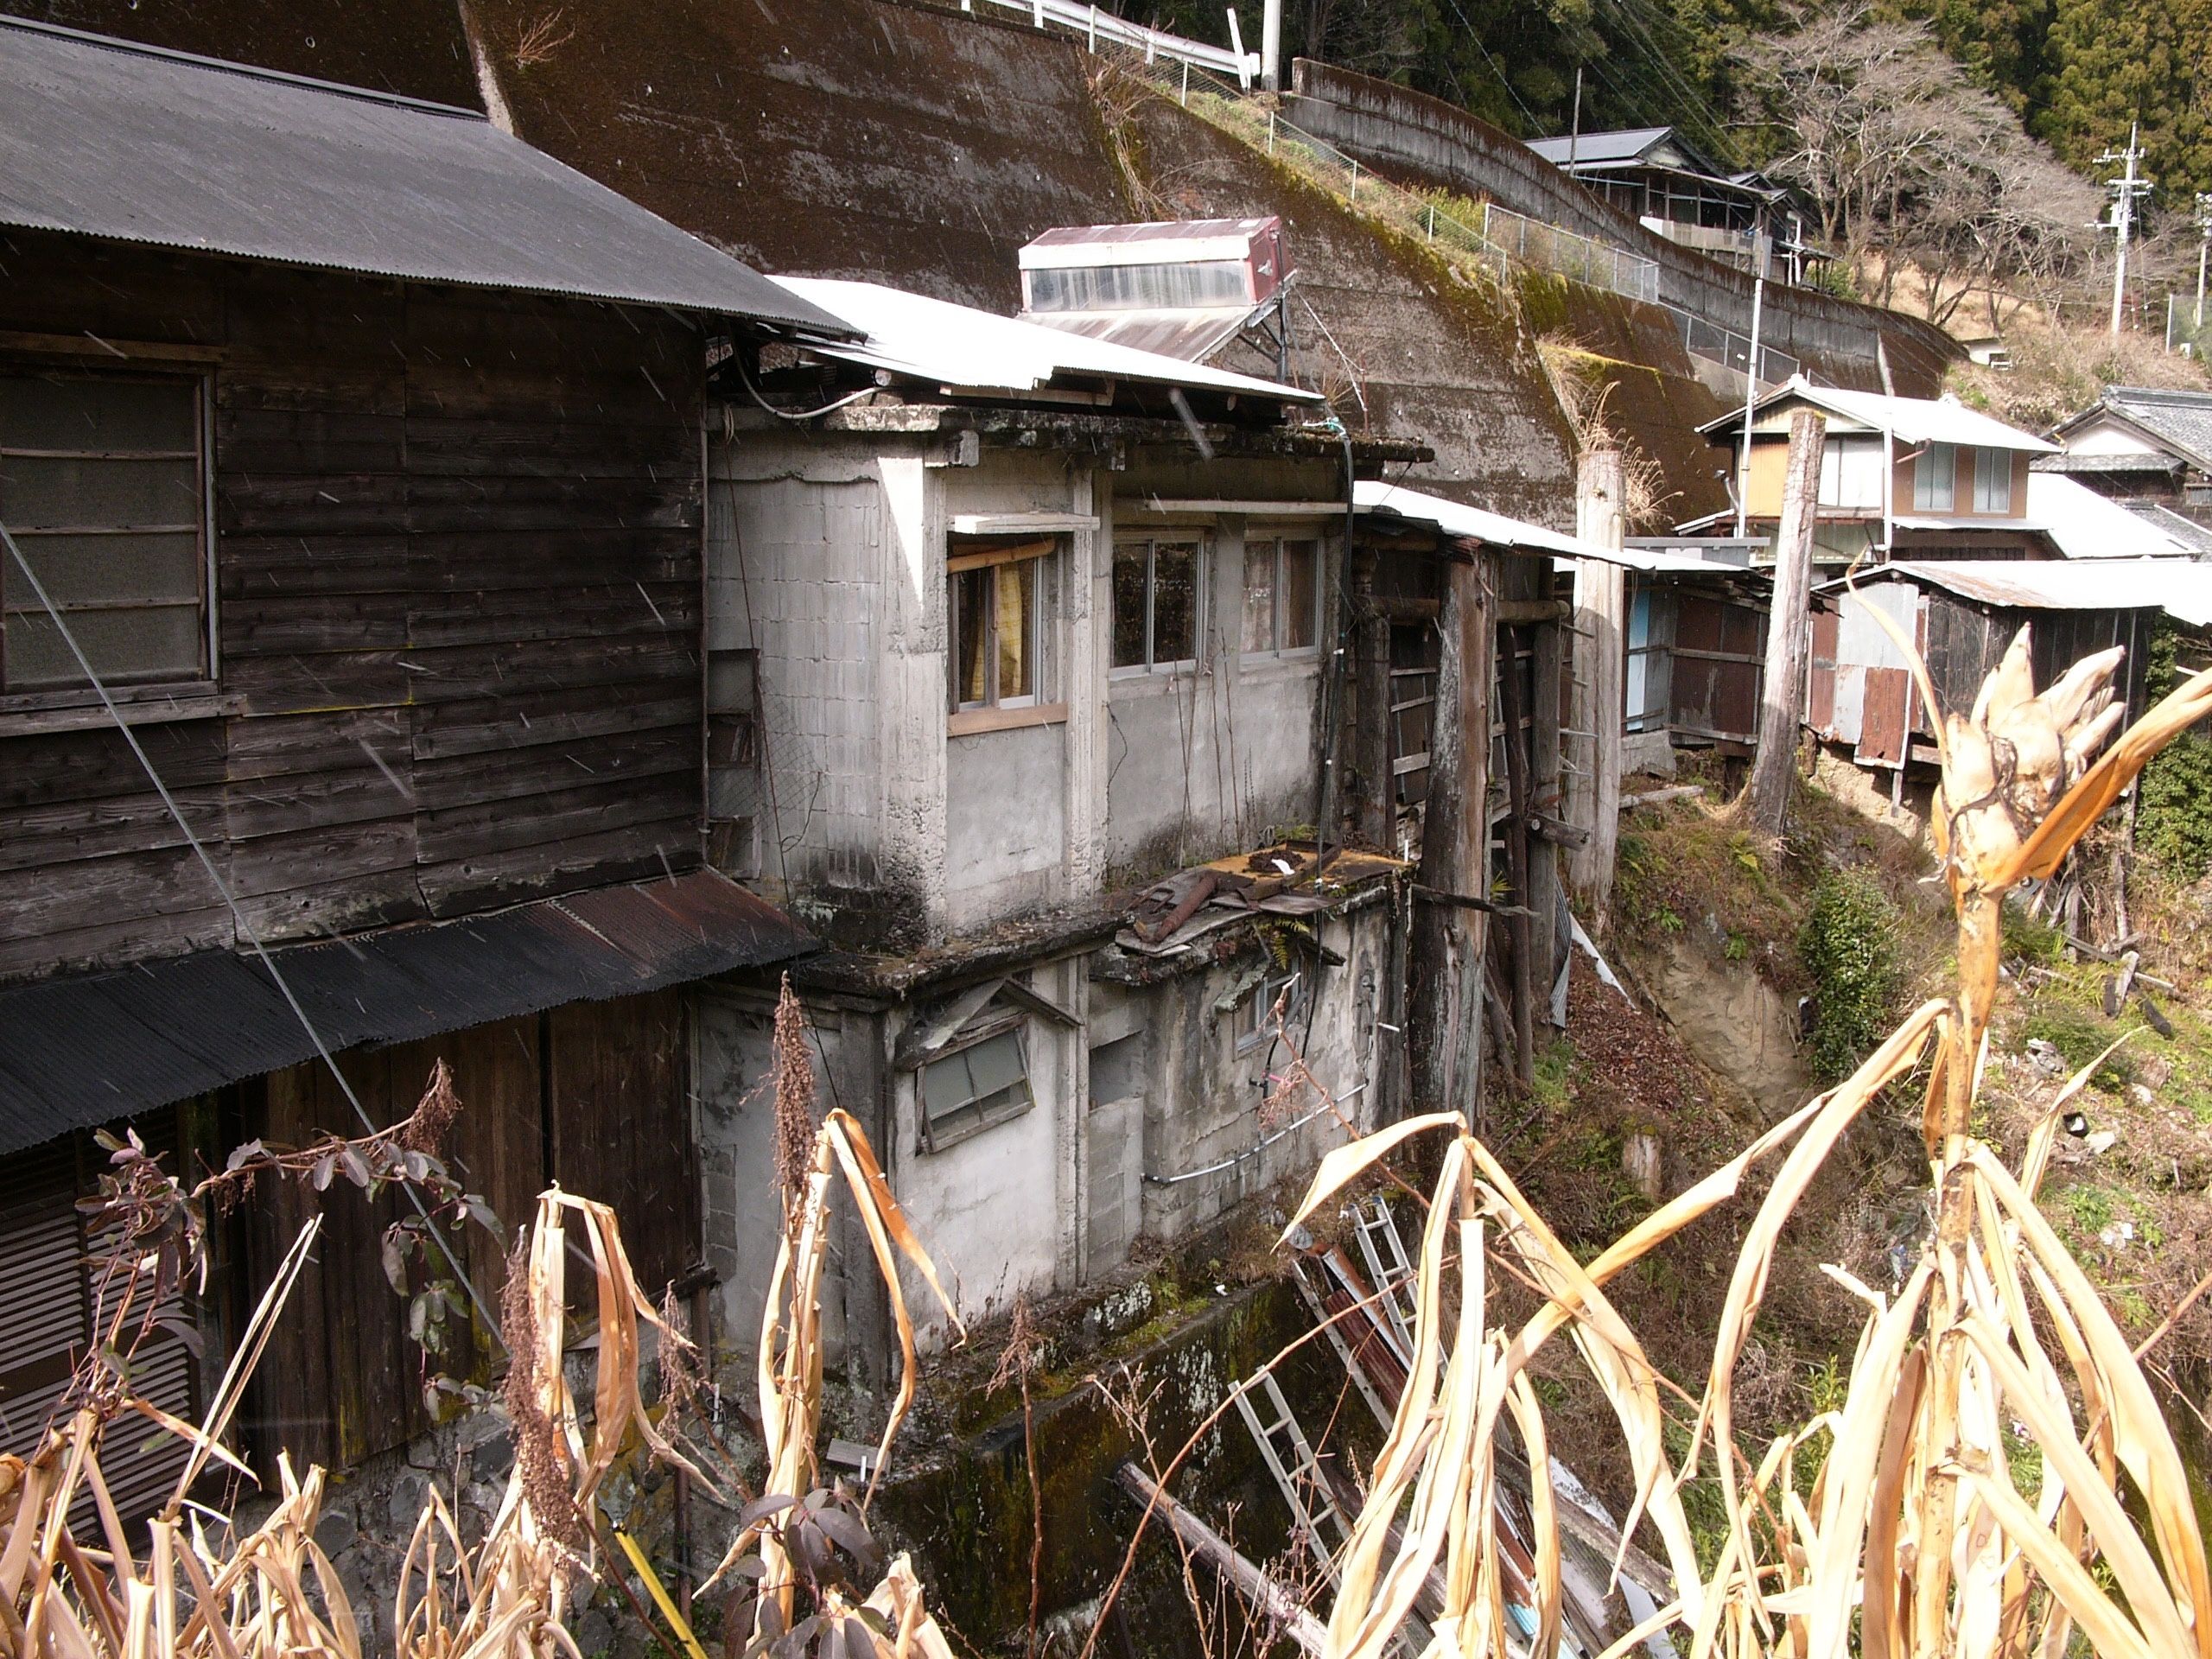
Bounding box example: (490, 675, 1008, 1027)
(0, 871, 813, 1154)
(1668, 593, 1765, 744)
(1856, 666, 1910, 766)
(1808, 606, 1839, 734)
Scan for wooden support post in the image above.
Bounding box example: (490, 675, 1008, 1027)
(1531, 616, 1565, 1022)
(1352, 547, 1392, 848)
(1409, 545, 1494, 1126)
(1116, 1465, 1329, 1657)
(1567, 448, 1626, 931)
(1498, 624, 1536, 1088)
(1744, 409, 1825, 835)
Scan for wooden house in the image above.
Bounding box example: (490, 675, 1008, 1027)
(0, 17, 842, 1503)
(1697, 378, 2058, 567)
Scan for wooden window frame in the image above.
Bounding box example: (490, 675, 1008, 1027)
(947, 535, 1058, 734)
(917, 1015, 1036, 1152)
(1110, 533, 1205, 677)
(0, 360, 217, 711)
(1240, 530, 1325, 658)
(1233, 963, 1304, 1054)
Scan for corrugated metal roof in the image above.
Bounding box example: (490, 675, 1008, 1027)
(1820, 559, 2212, 627)
(1354, 480, 1718, 569)
(1024, 307, 1258, 362)
(1024, 218, 1277, 250)
(2026, 472, 2201, 559)
(1700, 376, 2058, 454)
(1525, 128, 1675, 167)
(0, 871, 814, 1155)
(770, 276, 1322, 403)
(0, 17, 851, 333)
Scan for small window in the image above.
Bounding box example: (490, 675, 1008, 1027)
(0, 372, 208, 694)
(1913, 442, 1957, 513)
(1242, 536, 1321, 654)
(921, 1025, 1034, 1147)
(1112, 537, 1200, 671)
(1817, 437, 1882, 510)
(1234, 964, 1303, 1052)
(948, 537, 1052, 712)
(1973, 447, 2012, 514)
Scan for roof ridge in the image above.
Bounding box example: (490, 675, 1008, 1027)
(0, 13, 487, 122)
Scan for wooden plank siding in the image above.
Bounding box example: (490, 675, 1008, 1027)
(0, 232, 708, 983)
(241, 990, 697, 1470)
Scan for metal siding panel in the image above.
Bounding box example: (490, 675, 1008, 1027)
(1857, 666, 1910, 766)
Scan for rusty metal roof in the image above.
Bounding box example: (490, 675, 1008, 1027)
(0, 17, 851, 333)
(1819, 559, 2212, 627)
(0, 871, 814, 1155)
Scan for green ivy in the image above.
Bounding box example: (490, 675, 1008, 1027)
(2135, 620, 2212, 881)
(1799, 871, 1903, 1080)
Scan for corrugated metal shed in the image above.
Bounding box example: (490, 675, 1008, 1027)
(0, 17, 851, 332)
(769, 276, 1321, 403)
(1853, 559, 2212, 627)
(0, 871, 814, 1155)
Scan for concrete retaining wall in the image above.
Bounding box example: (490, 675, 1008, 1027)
(1286, 60, 1961, 398)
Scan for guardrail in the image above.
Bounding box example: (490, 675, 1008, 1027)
(1677, 312, 1800, 386)
(1483, 204, 1661, 305)
(972, 0, 1257, 82)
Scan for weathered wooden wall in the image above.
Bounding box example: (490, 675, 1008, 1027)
(243, 990, 697, 1469)
(0, 231, 706, 983)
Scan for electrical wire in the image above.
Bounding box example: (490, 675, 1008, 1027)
(0, 518, 497, 1338)
(733, 348, 879, 422)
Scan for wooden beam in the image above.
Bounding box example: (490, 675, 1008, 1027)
(1498, 624, 1536, 1088)
(1409, 545, 1493, 1125)
(1745, 408, 1823, 833)
(1116, 1465, 1328, 1657)
(1495, 598, 1568, 626)
(1567, 449, 1626, 930)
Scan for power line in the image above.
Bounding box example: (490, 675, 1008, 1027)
(0, 517, 498, 1340)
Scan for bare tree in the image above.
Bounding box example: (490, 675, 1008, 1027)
(1740, 6, 2101, 320)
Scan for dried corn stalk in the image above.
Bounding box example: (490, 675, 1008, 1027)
(1287, 629, 2212, 1659)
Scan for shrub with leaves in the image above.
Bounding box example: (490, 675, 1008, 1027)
(2134, 620, 2212, 880)
(1798, 870, 1903, 1078)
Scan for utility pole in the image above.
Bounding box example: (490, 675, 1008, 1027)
(1567, 448, 1626, 931)
(2195, 191, 2212, 333)
(1569, 65, 1583, 172)
(1745, 409, 1824, 835)
(1260, 0, 1281, 92)
(2097, 123, 2152, 338)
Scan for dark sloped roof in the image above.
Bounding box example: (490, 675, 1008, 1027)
(0, 16, 851, 331)
(2075, 386, 2212, 473)
(0, 870, 815, 1154)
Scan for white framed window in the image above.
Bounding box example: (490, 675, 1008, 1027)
(1816, 437, 1883, 510)
(1973, 447, 2012, 513)
(1241, 534, 1321, 655)
(1111, 536, 1201, 672)
(920, 1020, 1034, 1148)
(948, 536, 1054, 713)
(1913, 442, 1957, 512)
(0, 371, 211, 696)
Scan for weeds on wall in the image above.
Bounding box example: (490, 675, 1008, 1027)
(1798, 870, 1904, 1080)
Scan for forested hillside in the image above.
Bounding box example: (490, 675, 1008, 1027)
(1125, 0, 2212, 319)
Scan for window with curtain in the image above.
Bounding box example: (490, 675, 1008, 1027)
(0, 372, 208, 694)
(948, 537, 1052, 712)
(1111, 536, 1200, 671)
(1241, 535, 1320, 654)
(1913, 442, 1957, 512)
(1973, 447, 2012, 513)
(1816, 437, 1883, 510)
